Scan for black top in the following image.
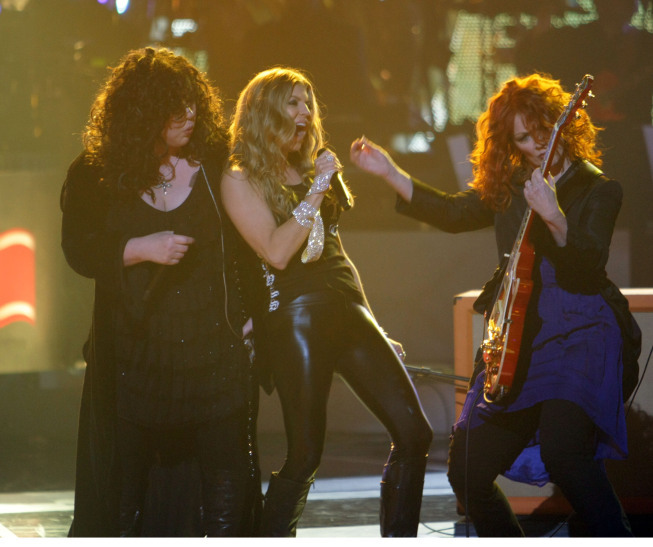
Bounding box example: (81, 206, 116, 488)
(60, 150, 260, 535)
(260, 182, 361, 314)
(112, 170, 248, 427)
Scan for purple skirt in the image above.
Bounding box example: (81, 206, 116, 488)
(455, 258, 628, 486)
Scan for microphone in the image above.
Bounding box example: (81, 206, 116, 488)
(317, 148, 354, 211)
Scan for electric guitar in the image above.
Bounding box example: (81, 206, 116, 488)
(481, 74, 594, 403)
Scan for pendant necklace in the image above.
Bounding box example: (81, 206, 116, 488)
(155, 156, 181, 196)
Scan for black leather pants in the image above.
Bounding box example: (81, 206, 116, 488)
(260, 290, 433, 536)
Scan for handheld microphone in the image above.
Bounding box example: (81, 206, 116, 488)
(317, 148, 354, 211)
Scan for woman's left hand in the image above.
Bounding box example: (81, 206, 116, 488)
(308, 150, 343, 196)
(524, 167, 568, 246)
(523, 167, 564, 223)
(314, 150, 342, 177)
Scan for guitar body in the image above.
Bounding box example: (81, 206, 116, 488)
(482, 225, 535, 401)
(480, 74, 594, 403)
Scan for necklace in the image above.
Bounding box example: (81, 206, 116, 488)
(154, 156, 181, 195)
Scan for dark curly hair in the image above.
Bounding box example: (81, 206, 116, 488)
(83, 47, 227, 196)
(470, 73, 603, 212)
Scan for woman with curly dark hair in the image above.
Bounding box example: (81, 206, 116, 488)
(351, 73, 640, 536)
(61, 47, 261, 537)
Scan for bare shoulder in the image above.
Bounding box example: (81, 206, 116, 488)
(222, 165, 248, 183)
(221, 165, 254, 196)
(223, 164, 244, 177)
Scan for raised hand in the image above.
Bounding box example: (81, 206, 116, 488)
(350, 136, 414, 202)
(350, 136, 396, 179)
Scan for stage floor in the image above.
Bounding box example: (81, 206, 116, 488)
(0, 431, 460, 538)
(1, 431, 649, 538)
(0, 474, 460, 538)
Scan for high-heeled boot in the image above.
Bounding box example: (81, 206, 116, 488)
(202, 470, 260, 537)
(259, 471, 313, 537)
(380, 454, 428, 537)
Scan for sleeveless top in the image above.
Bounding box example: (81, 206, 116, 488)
(109, 170, 249, 428)
(259, 182, 362, 315)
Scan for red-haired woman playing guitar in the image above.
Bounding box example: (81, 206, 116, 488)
(351, 73, 640, 537)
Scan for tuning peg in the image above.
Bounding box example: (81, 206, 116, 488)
(588, 91, 595, 98)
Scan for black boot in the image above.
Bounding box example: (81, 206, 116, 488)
(202, 470, 259, 537)
(259, 472, 313, 537)
(380, 454, 428, 537)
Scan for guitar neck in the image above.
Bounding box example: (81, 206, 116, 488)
(541, 130, 561, 179)
(508, 205, 534, 263)
(510, 118, 561, 258)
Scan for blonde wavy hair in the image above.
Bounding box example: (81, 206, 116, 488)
(470, 73, 602, 212)
(229, 67, 325, 222)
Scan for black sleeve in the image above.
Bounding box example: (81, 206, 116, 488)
(396, 178, 494, 233)
(547, 176, 622, 290)
(60, 153, 128, 291)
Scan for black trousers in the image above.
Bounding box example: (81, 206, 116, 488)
(447, 398, 632, 537)
(261, 290, 433, 482)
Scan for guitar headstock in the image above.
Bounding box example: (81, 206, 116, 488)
(556, 74, 594, 129)
(542, 74, 594, 176)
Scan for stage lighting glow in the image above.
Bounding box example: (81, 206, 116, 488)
(1, 0, 30, 11)
(116, 0, 129, 15)
(150, 16, 169, 41)
(171, 18, 198, 38)
(0, 229, 36, 328)
(390, 132, 434, 154)
(431, 90, 448, 133)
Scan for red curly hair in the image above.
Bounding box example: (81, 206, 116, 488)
(469, 73, 602, 212)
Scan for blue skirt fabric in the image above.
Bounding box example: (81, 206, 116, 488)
(454, 258, 628, 486)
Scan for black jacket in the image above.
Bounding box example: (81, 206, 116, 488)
(396, 160, 641, 400)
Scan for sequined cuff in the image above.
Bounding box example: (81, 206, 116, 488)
(306, 169, 336, 196)
(292, 200, 318, 228)
(301, 211, 325, 263)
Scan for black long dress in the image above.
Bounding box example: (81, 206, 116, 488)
(60, 152, 262, 536)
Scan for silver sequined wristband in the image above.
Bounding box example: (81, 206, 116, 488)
(292, 200, 318, 228)
(306, 170, 335, 196)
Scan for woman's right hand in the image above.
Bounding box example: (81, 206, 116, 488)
(123, 230, 195, 266)
(350, 136, 414, 202)
(350, 136, 395, 178)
